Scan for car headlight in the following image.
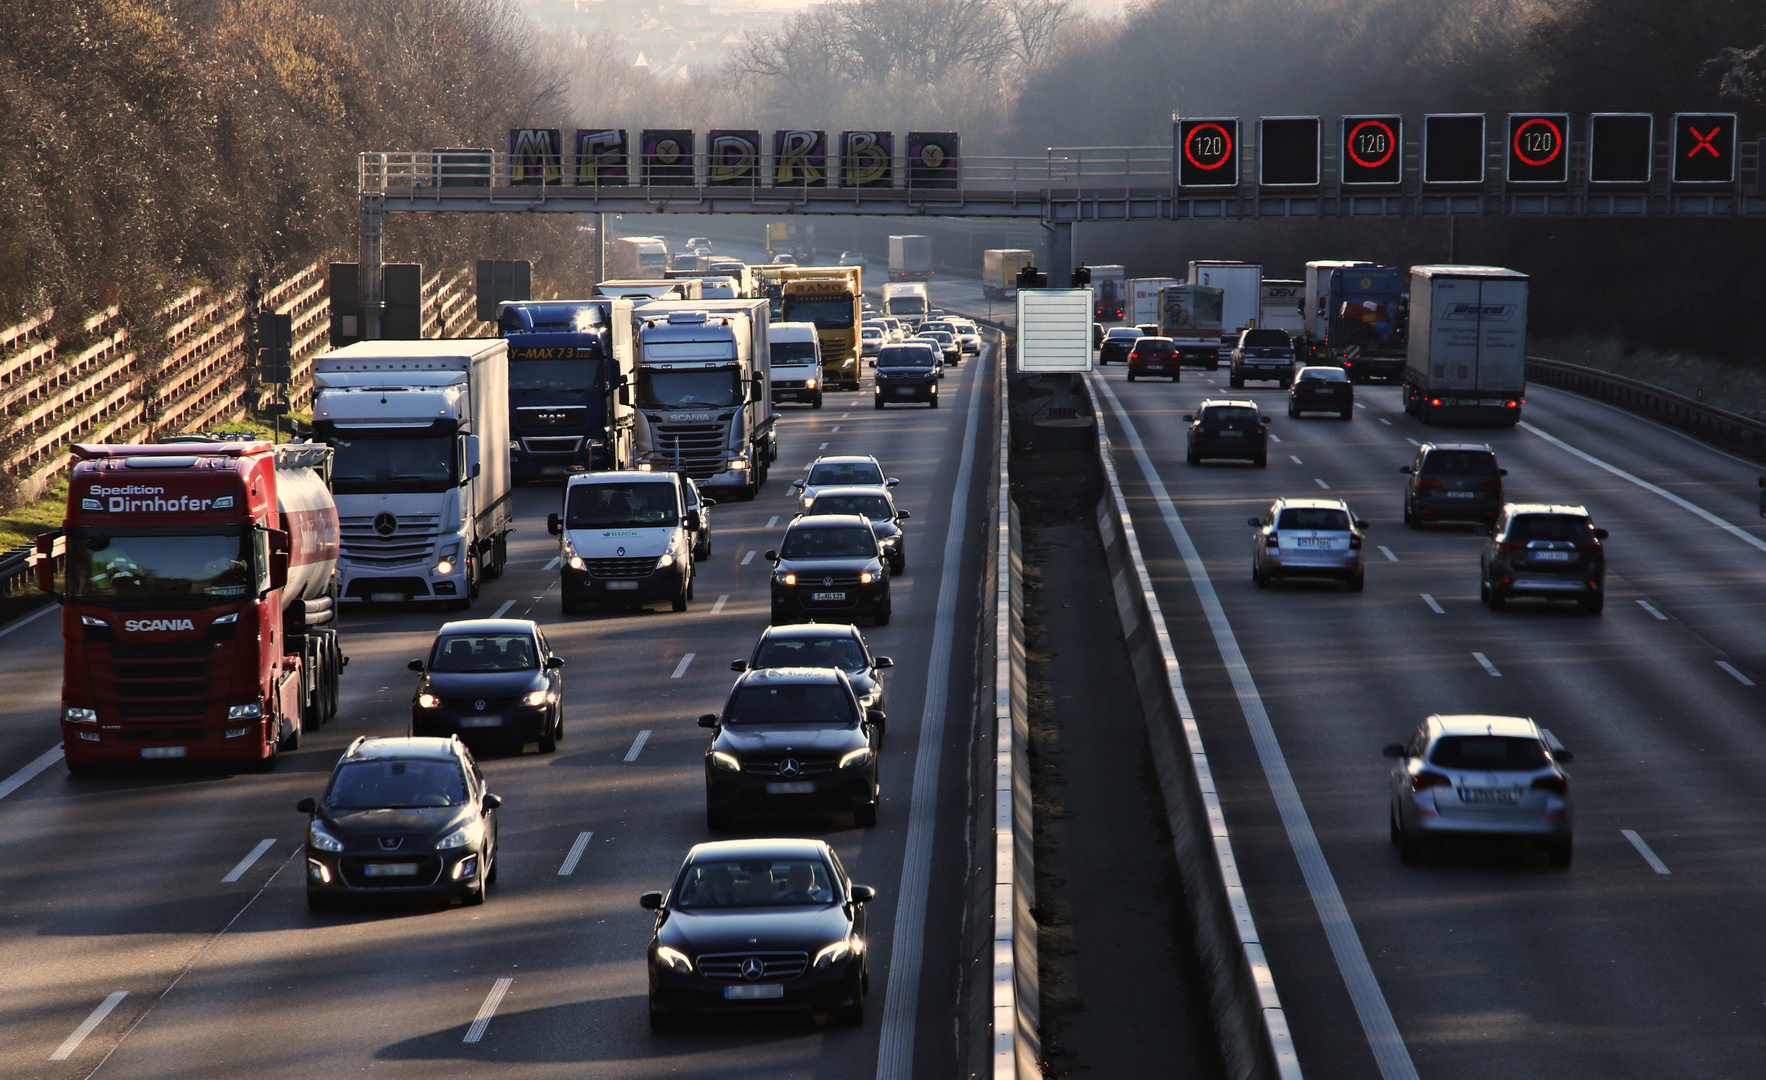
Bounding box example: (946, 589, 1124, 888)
(710, 750, 742, 772)
(521, 689, 549, 707)
(657, 553, 675, 569)
(63, 706, 98, 724)
(859, 571, 874, 584)
(838, 747, 872, 770)
(228, 702, 262, 720)
(417, 692, 440, 709)
(728, 459, 749, 471)
(806, 378, 818, 389)
(780, 572, 797, 586)
(436, 823, 481, 850)
(813, 940, 853, 969)
(307, 821, 344, 853)
(656, 946, 694, 974)
(568, 555, 585, 570)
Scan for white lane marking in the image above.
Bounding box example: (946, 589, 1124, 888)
(876, 343, 984, 1080)
(1314, 478, 1331, 489)
(766, 516, 779, 528)
(557, 831, 594, 876)
(1093, 375, 1420, 1080)
(0, 745, 64, 804)
(0, 602, 57, 640)
(543, 555, 562, 571)
(841, 412, 852, 418)
(1473, 652, 1502, 677)
(623, 730, 651, 762)
(1421, 594, 1445, 614)
(670, 653, 696, 679)
(741, 550, 757, 566)
(490, 599, 516, 619)
(463, 977, 513, 1043)
(1636, 599, 1668, 620)
(1268, 432, 1282, 443)
(1621, 829, 1671, 874)
(221, 839, 277, 883)
(1378, 417, 1392, 426)
(832, 426, 842, 432)
(1378, 545, 1398, 562)
(1290, 455, 1303, 464)
(1716, 661, 1755, 686)
(819, 442, 829, 450)
(1405, 437, 1420, 446)
(50, 991, 128, 1060)
(1521, 420, 1766, 555)
(710, 595, 728, 614)
(1355, 402, 1367, 409)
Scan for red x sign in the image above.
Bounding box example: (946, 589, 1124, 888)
(1687, 126, 1720, 158)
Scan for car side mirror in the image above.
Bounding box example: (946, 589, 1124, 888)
(1498, 469, 1509, 477)
(1182, 414, 1194, 422)
(791, 479, 805, 489)
(730, 659, 748, 672)
(866, 708, 887, 727)
(407, 659, 425, 673)
(548, 513, 561, 535)
(703, 498, 717, 508)
(482, 793, 502, 810)
(764, 549, 779, 562)
(874, 656, 894, 669)
(1593, 528, 1609, 540)
(683, 515, 699, 532)
(1552, 750, 1575, 763)
(1399, 465, 1413, 475)
(1247, 517, 1262, 528)
(697, 713, 720, 728)
(849, 885, 875, 904)
(545, 656, 565, 670)
(296, 797, 316, 814)
(869, 360, 877, 368)
(886, 477, 900, 487)
(1355, 519, 1369, 530)
(640, 891, 665, 910)
(1381, 743, 1405, 759)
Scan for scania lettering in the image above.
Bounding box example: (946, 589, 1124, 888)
(498, 300, 635, 478)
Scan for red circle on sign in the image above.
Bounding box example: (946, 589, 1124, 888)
(1346, 120, 1396, 168)
(1512, 118, 1562, 167)
(1184, 123, 1233, 170)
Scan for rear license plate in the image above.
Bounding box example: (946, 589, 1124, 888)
(1145, 364, 1164, 370)
(140, 746, 186, 759)
(766, 781, 816, 794)
(459, 716, 503, 728)
(1534, 551, 1574, 562)
(725, 984, 785, 1000)
(1459, 788, 1518, 805)
(1444, 491, 1475, 499)
(1311, 388, 1331, 394)
(364, 863, 421, 877)
(1480, 399, 1502, 406)
(1218, 430, 1243, 437)
(811, 591, 847, 601)
(605, 581, 640, 590)
(369, 592, 406, 603)
(1296, 538, 1331, 548)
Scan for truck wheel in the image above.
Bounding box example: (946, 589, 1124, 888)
(484, 535, 507, 580)
(280, 713, 302, 752)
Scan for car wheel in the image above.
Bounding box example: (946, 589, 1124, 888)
(1488, 585, 1506, 611)
(1390, 807, 1402, 845)
(1229, 375, 1243, 388)
(561, 593, 578, 616)
(672, 579, 689, 612)
(1287, 402, 1297, 418)
(1254, 453, 1267, 468)
(854, 801, 879, 827)
(891, 557, 905, 575)
(306, 888, 333, 912)
(1187, 449, 1200, 466)
(873, 604, 891, 627)
(929, 396, 938, 408)
(1479, 576, 1490, 603)
(1349, 571, 1365, 592)
(1172, 371, 1181, 383)
(649, 1003, 681, 1032)
(1581, 594, 1604, 615)
(539, 711, 557, 754)
(813, 392, 824, 409)
(1397, 822, 1423, 863)
(1341, 410, 1353, 420)
(1254, 562, 1269, 589)
(279, 714, 301, 752)
(1548, 838, 1574, 868)
(487, 845, 499, 884)
(1403, 501, 1415, 527)
(462, 877, 486, 906)
(1126, 371, 1136, 382)
(875, 397, 886, 410)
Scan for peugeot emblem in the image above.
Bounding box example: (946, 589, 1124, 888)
(780, 758, 802, 777)
(823, 576, 834, 586)
(617, 546, 626, 556)
(378, 837, 402, 851)
(740, 957, 765, 980)
(373, 512, 398, 537)
(475, 699, 487, 711)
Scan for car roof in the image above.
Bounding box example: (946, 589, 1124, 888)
(1421, 442, 1494, 453)
(737, 666, 849, 687)
(808, 454, 882, 468)
(436, 619, 538, 636)
(807, 486, 894, 501)
(786, 513, 874, 530)
(1503, 503, 1591, 517)
(1197, 398, 1259, 410)
(565, 470, 679, 486)
(344, 736, 462, 761)
(758, 622, 862, 641)
(1272, 497, 1351, 512)
(1429, 714, 1540, 739)
(687, 837, 830, 863)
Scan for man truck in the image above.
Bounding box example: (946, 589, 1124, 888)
(311, 339, 513, 607)
(497, 300, 635, 479)
(42, 437, 344, 771)
(1306, 264, 1409, 382)
(779, 267, 862, 390)
(1402, 265, 1528, 426)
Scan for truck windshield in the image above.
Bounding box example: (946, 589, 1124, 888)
(636, 368, 743, 409)
(327, 433, 458, 494)
(781, 297, 855, 328)
(566, 482, 680, 528)
(510, 356, 601, 394)
(886, 296, 926, 315)
(68, 531, 256, 602)
(771, 342, 818, 366)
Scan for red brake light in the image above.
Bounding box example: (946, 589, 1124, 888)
(1265, 533, 1280, 547)
(1531, 774, 1568, 795)
(1429, 398, 1442, 407)
(1416, 476, 1443, 490)
(1506, 400, 1518, 408)
(1412, 770, 1452, 792)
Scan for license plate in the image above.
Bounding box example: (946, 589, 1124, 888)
(766, 781, 816, 794)
(1145, 364, 1164, 370)
(459, 716, 503, 727)
(1311, 388, 1331, 394)
(369, 592, 406, 603)
(1480, 399, 1502, 406)
(1459, 788, 1518, 805)
(605, 581, 640, 590)
(364, 863, 422, 877)
(725, 984, 785, 1000)
(1296, 538, 1331, 548)
(894, 387, 915, 395)
(1534, 551, 1574, 562)
(141, 746, 186, 759)
(811, 591, 847, 601)
(1444, 491, 1475, 499)
(1218, 431, 1243, 437)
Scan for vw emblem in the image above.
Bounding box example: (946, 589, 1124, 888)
(373, 512, 398, 537)
(617, 546, 626, 556)
(823, 576, 834, 586)
(378, 837, 402, 851)
(780, 758, 802, 777)
(475, 699, 487, 711)
(740, 957, 765, 980)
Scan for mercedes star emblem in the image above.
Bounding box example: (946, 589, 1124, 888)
(475, 699, 487, 711)
(780, 758, 802, 776)
(373, 512, 398, 536)
(740, 957, 765, 980)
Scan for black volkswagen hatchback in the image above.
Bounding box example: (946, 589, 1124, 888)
(408, 619, 565, 753)
(642, 838, 875, 1028)
(766, 516, 891, 625)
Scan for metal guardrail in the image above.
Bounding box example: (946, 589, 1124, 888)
(1525, 356, 1766, 461)
(0, 532, 63, 625)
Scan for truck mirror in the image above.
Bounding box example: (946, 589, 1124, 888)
(464, 435, 482, 482)
(34, 533, 57, 594)
(618, 385, 631, 406)
(269, 549, 290, 591)
(548, 513, 561, 535)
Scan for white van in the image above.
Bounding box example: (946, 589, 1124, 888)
(548, 470, 699, 614)
(769, 321, 823, 408)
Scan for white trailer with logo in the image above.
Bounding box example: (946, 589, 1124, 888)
(1402, 265, 1528, 426)
(1127, 277, 1180, 327)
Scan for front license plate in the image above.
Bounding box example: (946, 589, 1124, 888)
(1296, 538, 1331, 549)
(141, 746, 187, 759)
(1534, 551, 1574, 562)
(364, 863, 422, 877)
(811, 591, 847, 601)
(766, 781, 816, 794)
(1444, 491, 1475, 499)
(1460, 788, 1518, 805)
(605, 581, 640, 590)
(894, 387, 915, 395)
(459, 716, 503, 728)
(725, 984, 785, 1000)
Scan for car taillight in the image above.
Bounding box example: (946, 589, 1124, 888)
(1412, 771, 1453, 792)
(1531, 774, 1568, 795)
(1506, 400, 1519, 408)
(1498, 541, 1526, 554)
(1348, 534, 1362, 549)
(1476, 478, 1501, 490)
(1429, 398, 1442, 407)
(1416, 476, 1443, 489)
(1265, 533, 1280, 547)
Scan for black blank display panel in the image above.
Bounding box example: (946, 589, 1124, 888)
(1424, 114, 1486, 184)
(1260, 117, 1320, 186)
(1588, 114, 1653, 184)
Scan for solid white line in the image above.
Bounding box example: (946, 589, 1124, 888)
(0, 602, 57, 640)
(766, 516, 779, 528)
(710, 594, 728, 614)
(670, 653, 696, 679)
(741, 549, 757, 566)
(1473, 652, 1502, 676)
(463, 977, 513, 1043)
(0, 745, 64, 803)
(1421, 594, 1444, 614)
(1405, 437, 1420, 446)
(1314, 478, 1331, 489)
(490, 599, 516, 619)
(1378, 417, 1392, 426)
(1378, 545, 1398, 562)
(221, 839, 277, 883)
(875, 343, 983, 1080)
(1621, 829, 1671, 875)
(1093, 375, 1419, 1080)
(1636, 599, 1668, 620)
(1520, 420, 1766, 555)
(623, 730, 651, 762)
(1716, 661, 1755, 686)
(1290, 454, 1303, 464)
(557, 831, 593, 876)
(543, 555, 562, 571)
(50, 991, 128, 1060)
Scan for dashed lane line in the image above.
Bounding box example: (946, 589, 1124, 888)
(1716, 661, 1755, 687)
(670, 653, 696, 679)
(1473, 652, 1502, 677)
(1378, 546, 1398, 562)
(741, 550, 757, 566)
(1290, 455, 1304, 465)
(1315, 478, 1331, 489)
(1378, 417, 1392, 426)
(50, 991, 128, 1061)
(1621, 830, 1671, 875)
(1420, 594, 1444, 614)
(490, 599, 516, 619)
(543, 555, 562, 571)
(0, 745, 64, 804)
(463, 978, 513, 1043)
(710, 595, 728, 614)
(767, 516, 779, 528)
(221, 839, 277, 883)
(623, 730, 651, 762)
(1636, 600, 1668, 620)
(558, 831, 594, 876)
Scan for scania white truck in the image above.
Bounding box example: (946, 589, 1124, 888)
(1402, 265, 1529, 426)
(312, 339, 512, 607)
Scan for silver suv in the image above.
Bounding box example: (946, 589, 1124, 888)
(1478, 503, 1608, 614)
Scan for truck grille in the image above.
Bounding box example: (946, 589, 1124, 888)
(115, 681, 208, 699)
(522, 436, 583, 454)
(113, 662, 209, 679)
(584, 557, 656, 578)
(650, 422, 727, 480)
(517, 406, 589, 429)
(110, 642, 211, 660)
(696, 951, 809, 982)
(118, 701, 208, 718)
(118, 728, 206, 741)
(340, 513, 441, 567)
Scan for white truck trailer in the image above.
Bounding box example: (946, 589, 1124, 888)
(1402, 265, 1529, 426)
(1188, 261, 1264, 361)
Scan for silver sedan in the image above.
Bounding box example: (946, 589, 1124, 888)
(1248, 497, 1368, 590)
(1384, 714, 1575, 867)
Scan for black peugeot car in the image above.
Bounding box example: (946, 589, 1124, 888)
(872, 343, 940, 408)
(700, 667, 883, 829)
(1185, 399, 1270, 467)
(800, 486, 910, 574)
(732, 623, 893, 724)
(408, 619, 566, 753)
(766, 515, 891, 625)
(298, 735, 501, 909)
(642, 838, 875, 1028)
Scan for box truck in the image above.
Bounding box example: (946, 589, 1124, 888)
(1188, 261, 1263, 359)
(1157, 285, 1225, 368)
(888, 235, 933, 281)
(1403, 265, 1528, 426)
(983, 249, 1034, 300)
(1089, 265, 1127, 322)
(779, 267, 863, 389)
(1127, 277, 1181, 327)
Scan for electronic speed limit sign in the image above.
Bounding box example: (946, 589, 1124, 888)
(1175, 118, 1240, 188)
(1506, 113, 1570, 184)
(1341, 115, 1403, 185)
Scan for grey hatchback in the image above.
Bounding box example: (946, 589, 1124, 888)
(1401, 443, 1506, 527)
(1478, 503, 1608, 613)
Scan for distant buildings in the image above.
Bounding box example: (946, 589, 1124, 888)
(515, 0, 793, 80)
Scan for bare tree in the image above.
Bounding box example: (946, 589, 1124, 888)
(1003, 0, 1074, 68)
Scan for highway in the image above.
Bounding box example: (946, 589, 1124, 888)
(0, 312, 996, 1080)
(1092, 366, 1766, 1079)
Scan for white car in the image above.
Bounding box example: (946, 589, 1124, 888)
(1248, 497, 1367, 590)
(861, 326, 884, 357)
(791, 455, 899, 511)
(948, 318, 981, 354)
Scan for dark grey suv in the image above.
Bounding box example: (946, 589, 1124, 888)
(1402, 443, 1507, 528)
(1479, 503, 1608, 613)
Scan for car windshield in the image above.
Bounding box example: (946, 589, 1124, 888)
(1508, 514, 1595, 543)
(566, 482, 679, 528)
(327, 432, 457, 494)
(771, 341, 818, 366)
(1201, 407, 1258, 428)
(755, 636, 870, 673)
(509, 355, 600, 393)
(780, 526, 877, 558)
(1428, 735, 1549, 771)
(878, 348, 934, 368)
(810, 494, 892, 520)
(727, 682, 856, 725)
(675, 858, 836, 908)
(1299, 367, 1348, 383)
(636, 368, 743, 409)
(862, 328, 882, 339)
(780, 297, 855, 328)
(68, 530, 257, 602)
(1242, 329, 1291, 347)
(429, 633, 538, 672)
(922, 322, 955, 334)
(1277, 508, 1351, 531)
(808, 461, 883, 486)
(1105, 329, 1140, 340)
(327, 758, 468, 809)
(1423, 451, 1499, 477)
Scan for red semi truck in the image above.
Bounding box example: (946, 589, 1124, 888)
(38, 438, 344, 772)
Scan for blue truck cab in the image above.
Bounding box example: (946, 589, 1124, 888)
(498, 301, 634, 479)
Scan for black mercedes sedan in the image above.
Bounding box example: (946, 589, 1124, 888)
(701, 667, 882, 829)
(800, 485, 911, 574)
(766, 516, 891, 625)
(298, 735, 501, 910)
(642, 838, 876, 1028)
(408, 619, 565, 753)
(731, 623, 893, 728)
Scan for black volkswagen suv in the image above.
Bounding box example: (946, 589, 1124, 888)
(766, 515, 891, 625)
(1402, 443, 1506, 527)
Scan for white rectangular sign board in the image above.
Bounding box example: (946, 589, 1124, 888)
(1016, 289, 1094, 372)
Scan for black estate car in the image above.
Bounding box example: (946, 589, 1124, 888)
(733, 623, 893, 722)
(766, 516, 892, 625)
(1185, 399, 1270, 467)
(409, 619, 565, 753)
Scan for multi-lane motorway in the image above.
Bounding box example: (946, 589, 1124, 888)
(0, 318, 996, 1079)
(1094, 367, 1766, 1079)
